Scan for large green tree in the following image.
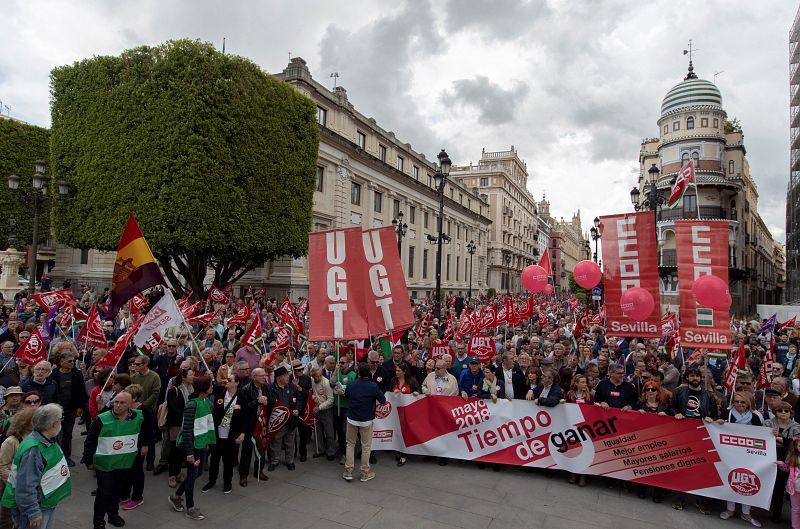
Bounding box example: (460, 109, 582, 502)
(50, 39, 319, 296)
(0, 118, 51, 249)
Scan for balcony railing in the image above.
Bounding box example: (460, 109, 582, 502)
(660, 250, 677, 267)
(658, 206, 733, 221)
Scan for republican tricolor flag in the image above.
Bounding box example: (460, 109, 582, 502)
(108, 213, 165, 318)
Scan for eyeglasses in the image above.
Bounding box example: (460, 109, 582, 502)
(776, 409, 792, 414)
(24, 399, 40, 405)
(369, 361, 380, 365)
(644, 388, 658, 393)
(167, 345, 177, 348)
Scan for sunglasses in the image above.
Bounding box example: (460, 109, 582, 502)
(24, 399, 40, 405)
(369, 361, 380, 365)
(644, 388, 658, 393)
(777, 409, 792, 413)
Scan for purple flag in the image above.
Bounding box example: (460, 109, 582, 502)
(759, 314, 777, 334)
(40, 303, 61, 345)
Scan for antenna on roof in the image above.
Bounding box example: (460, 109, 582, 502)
(330, 72, 339, 89)
(714, 70, 725, 83)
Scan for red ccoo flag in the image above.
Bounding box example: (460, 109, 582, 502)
(724, 340, 747, 395)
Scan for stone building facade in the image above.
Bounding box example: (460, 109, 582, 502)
(636, 62, 779, 315)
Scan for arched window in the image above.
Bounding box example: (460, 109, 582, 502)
(681, 152, 690, 166)
(729, 160, 735, 174)
(691, 152, 699, 168)
(687, 116, 695, 129)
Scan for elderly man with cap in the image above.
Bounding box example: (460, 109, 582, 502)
(266, 366, 302, 472)
(458, 359, 485, 400)
(0, 387, 23, 423)
(2, 403, 70, 529)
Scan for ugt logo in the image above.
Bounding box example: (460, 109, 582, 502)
(374, 402, 392, 420)
(728, 468, 760, 496)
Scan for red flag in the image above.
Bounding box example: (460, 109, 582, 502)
(227, 305, 252, 327)
(302, 390, 315, 428)
(277, 298, 301, 334)
(77, 305, 108, 348)
(14, 329, 48, 366)
(241, 316, 265, 348)
(724, 340, 747, 394)
(780, 317, 797, 331)
(95, 318, 140, 368)
(177, 289, 193, 310)
(59, 304, 88, 327)
(130, 294, 149, 317)
(454, 310, 474, 342)
(181, 301, 204, 320)
(245, 286, 254, 299)
(207, 285, 229, 305)
(412, 311, 432, 338)
(442, 313, 455, 342)
(667, 161, 696, 208)
(296, 298, 308, 317)
(185, 309, 219, 327)
(538, 248, 552, 277)
(757, 334, 775, 389)
(31, 289, 76, 312)
(254, 287, 266, 299)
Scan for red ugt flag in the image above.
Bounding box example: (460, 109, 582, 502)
(77, 304, 108, 348)
(724, 340, 747, 394)
(14, 329, 48, 366)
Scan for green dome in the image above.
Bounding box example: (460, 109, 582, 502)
(660, 76, 722, 117)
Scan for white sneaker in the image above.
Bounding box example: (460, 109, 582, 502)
(360, 472, 375, 482)
(740, 514, 761, 527)
(719, 511, 734, 520)
(342, 472, 353, 482)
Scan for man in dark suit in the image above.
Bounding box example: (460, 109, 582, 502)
(366, 350, 391, 392)
(532, 370, 563, 407)
(498, 351, 527, 400)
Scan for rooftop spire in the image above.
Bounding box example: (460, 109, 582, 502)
(683, 40, 699, 80)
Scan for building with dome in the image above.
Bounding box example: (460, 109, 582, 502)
(634, 62, 780, 316)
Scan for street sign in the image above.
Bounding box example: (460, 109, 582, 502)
(591, 287, 601, 301)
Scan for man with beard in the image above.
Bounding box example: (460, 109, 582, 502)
(670, 365, 719, 514)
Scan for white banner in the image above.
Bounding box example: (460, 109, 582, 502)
(133, 290, 184, 347)
(372, 393, 776, 508)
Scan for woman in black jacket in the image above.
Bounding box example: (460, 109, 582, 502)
(167, 368, 194, 487)
(202, 373, 246, 493)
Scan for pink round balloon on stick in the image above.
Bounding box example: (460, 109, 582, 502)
(544, 284, 554, 295)
(620, 287, 655, 322)
(573, 260, 602, 289)
(692, 274, 730, 310)
(521, 265, 549, 293)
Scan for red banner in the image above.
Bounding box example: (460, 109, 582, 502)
(598, 212, 661, 338)
(14, 329, 48, 366)
(361, 227, 414, 335)
(308, 228, 369, 341)
(430, 344, 452, 361)
(675, 220, 731, 349)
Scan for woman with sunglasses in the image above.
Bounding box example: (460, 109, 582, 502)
(765, 399, 800, 524)
(20, 392, 41, 409)
(718, 391, 763, 526)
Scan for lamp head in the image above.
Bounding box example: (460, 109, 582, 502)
(437, 149, 451, 174)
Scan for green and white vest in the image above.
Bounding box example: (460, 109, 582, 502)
(93, 409, 143, 472)
(178, 398, 215, 449)
(1, 435, 71, 509)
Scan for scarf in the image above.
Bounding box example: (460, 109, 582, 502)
(730, 408, 752, 425)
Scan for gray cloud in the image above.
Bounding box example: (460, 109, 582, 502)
(441, 76, 529, 125)
(443, 0, 550, 41)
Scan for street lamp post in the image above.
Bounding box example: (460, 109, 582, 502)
(432, 149, 451, 321)
(466, 239, 476, 300)
(630, 163, 665, 239)
(7, 160, 68, 294)
(590, 216, 600, 263)
(391, 210, 408, 256)
(504, 252, 512, 295)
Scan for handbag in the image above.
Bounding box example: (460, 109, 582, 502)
(157, 387, 174, 429)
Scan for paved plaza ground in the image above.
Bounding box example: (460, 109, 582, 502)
(55, 431, 788, 529)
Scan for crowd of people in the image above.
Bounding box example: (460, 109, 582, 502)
(0, 286, 799, 529)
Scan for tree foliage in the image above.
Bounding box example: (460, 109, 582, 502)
(50, 39, 319, 296)
(0, 118, 51, 248)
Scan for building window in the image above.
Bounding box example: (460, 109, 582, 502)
(351, 182, 361, 205)
(374, 191, 382, 213)
(552, 239, 557, 248)
(378, 144, 387, 162)
(664, 125, 668, 134)
(357, 130, 366, 149)
(397, 156, 404, 172)
(447, 220, 451, 234)
(467, 199, 471, 210)
(713, 118, 719, 128)
(456, 224, 460, 239)
(315, 166, 324, 192)
(686, 116, 694, 129)
(480, 177, 488, 186)
(393, 199, 400, 219)
(409, 206, 416, 224)
(80, 249, 89, 265)
(446, 255, 451, 281)
(424, 211, 429, 229)
(701, 117, 708, 127)
(459, 193, 463, 204)
(729, 160, 735, 174)
(673, 121, 680, 131)
(456, 256, 460, 281)
(423, 249, 428, 279)
(691, 151, 699, 168)
(408, 246, 415, 278)
(683, 193, 697, 213)
(682, 152, 690, 166)
(413, 165, 419, 180)
(317, 106, 327, 127)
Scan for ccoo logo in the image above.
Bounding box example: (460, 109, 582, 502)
(375, 402, 392, 420)
(728, 468, 760, 496)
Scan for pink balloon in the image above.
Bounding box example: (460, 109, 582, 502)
(573, 260, 602, 289)
(620, 287, 655, 322)
(521, 265, 549, 293)
(544, 284, 554, 295)
(693, 274, 730, 310)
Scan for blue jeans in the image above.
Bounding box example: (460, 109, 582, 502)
(11, 507, 56, 529)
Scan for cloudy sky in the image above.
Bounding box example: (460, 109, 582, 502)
(1, 0, 795, 243)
